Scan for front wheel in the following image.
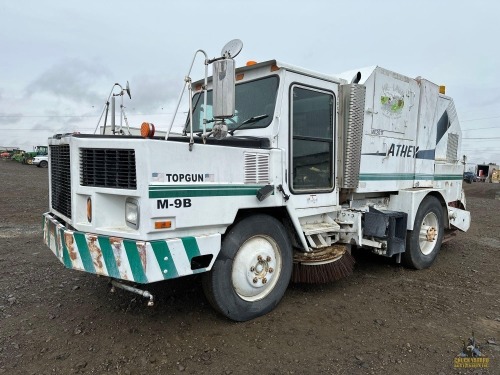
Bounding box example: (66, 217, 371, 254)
(39, 160, 48, 168)
(402, 196, 444, 269)
(202, 214, 293, 321)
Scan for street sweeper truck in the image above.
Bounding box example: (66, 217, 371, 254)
(42, 40, 470, 321)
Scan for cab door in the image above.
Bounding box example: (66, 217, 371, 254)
(283, 72, 339, 213)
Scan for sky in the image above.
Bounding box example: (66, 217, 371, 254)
(1, 0, 499, 168)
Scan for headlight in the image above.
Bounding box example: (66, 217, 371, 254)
(125, 198, 140, 229)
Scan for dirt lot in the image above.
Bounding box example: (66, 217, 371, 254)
(0, 159, 499, 375)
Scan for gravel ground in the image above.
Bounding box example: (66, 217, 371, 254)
(0, 159, 499, 375)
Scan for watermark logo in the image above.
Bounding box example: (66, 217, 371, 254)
(454, 332, 490, 369)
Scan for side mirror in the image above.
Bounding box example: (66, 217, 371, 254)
(212, 58, 235, 119)
(126, 81, 131, 99)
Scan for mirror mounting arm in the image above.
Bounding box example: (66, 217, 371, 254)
(166, 49, 209, 142)
(207, 56, 226, 64)
(166, 40, 242, 146)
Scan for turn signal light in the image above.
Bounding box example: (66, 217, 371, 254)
(141, 122, 155, 138)
(155, 221, 172, 229)
(439, 85, 446, 94)
(86, 197, 92, 223)
(246, 61, 257, 66)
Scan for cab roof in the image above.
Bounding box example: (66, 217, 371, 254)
(193, 59, 346, 86)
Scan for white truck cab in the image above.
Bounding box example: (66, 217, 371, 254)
(43, 40, 470, 321)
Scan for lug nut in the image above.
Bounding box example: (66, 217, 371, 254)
(266, 256, 271, 262)
(253, 277, 258, 284)
(268, 267, 274, 273)
(262, 278, 267, 284)
(250, 266, 255, 272)
(257, 255, 263, 261)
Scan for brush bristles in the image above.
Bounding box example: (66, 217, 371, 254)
(292, 252, 355, 284)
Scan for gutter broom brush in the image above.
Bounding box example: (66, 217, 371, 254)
(292, 244, 355, 284)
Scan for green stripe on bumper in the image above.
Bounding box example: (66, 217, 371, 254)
(97, 237, 121, 279)
(59, 228, 73, 269)
(123, 240, 148, 283)
(73, 232, 96, 274)
(151, 241, 179, 279)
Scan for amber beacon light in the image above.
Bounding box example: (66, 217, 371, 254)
(141, 122, 156, 138)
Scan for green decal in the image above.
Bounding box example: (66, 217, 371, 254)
(433, 174, 462, 181)
(149, 184, 264, 199)
(359, 173, 462, 181)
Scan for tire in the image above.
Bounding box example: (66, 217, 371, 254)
(39, 160, 48, 168)
(202, 214, 293, 321)
(402, 196, 444, 270)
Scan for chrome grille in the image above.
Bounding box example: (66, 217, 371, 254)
(80, 148, 137, 189)
(50, 145, 71, 218)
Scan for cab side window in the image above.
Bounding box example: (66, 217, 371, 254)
(291, 86, 334, 192)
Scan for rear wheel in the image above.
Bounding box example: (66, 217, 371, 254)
(202, 214, 292, 321)
(402, 196, 444, 269)
(39, 160, 48, 168)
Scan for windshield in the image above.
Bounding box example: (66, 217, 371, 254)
(189, 76, 279, 133)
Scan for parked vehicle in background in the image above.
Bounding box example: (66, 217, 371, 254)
(33, 155, 48, 168)
(476, 163, 499, 183)
(0, 147, 19, 158)
(492, 169, 500, 183)
(12, 150, 26, 162)
(22, 146, 48, 164)
(463, 172, 476, 183)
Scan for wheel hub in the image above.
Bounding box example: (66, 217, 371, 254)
(231, 235, 282, 302)
(250, 255, 274, 285)
(418, 212, 439, 255)
(425, 226, 437, 242)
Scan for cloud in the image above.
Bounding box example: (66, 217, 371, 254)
(0, 113, 22, 125)
(25, 58, 111, 105)
(125, 74, 181, 113)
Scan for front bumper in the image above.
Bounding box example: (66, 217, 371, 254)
(42, 213, 221, 284)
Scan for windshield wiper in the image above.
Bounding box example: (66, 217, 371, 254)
(229, 114, 269, 136)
